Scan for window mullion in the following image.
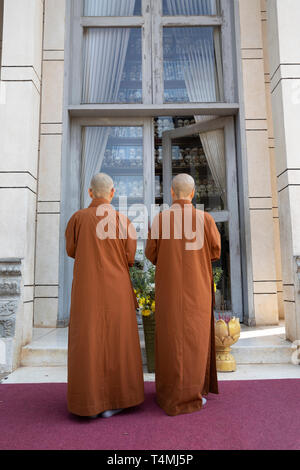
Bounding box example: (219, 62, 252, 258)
(71, 0, 84, 105)
(152, 0, 163, 104)
(220, 0, 235, 102)
(142, 0, 152, 104)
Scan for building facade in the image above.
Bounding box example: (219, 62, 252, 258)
(0, 0, 299, 374)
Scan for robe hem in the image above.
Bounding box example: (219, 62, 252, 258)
(157, 398, 204, 417)
(67, 394, 144, 417)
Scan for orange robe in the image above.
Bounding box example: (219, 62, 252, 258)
(65, 197, 144, 416)
(145, 199, 221, 416)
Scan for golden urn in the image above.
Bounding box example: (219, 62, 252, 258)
(215, 317, 240, 372)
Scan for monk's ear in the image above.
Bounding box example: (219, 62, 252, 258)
(88, 188, 93, 199)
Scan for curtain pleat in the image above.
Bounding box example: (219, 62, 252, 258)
(81, 127, 111, 208)
(84, 0, 136, 16)
(165, 0, 217, 15)
(200, 129, 226, 207)
(82, 27, 131, 103)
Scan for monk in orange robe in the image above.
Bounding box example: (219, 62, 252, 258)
(65, 173, 144, 418)
(145, 173, 221, 416)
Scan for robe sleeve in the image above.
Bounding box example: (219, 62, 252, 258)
(208, 215, 221, 262)
(125, 219, 137, 267)
(65, 213, 79, 259)
(145, 214, 160, 266)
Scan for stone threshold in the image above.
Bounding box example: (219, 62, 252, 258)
(3, 364, 300, 384)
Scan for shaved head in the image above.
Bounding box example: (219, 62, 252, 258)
(172, 173, 195, 199)
(90, 173, 114, 198)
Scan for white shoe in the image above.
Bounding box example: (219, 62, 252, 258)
(101, 409, 123, 418)
(202, 397, 207, 407)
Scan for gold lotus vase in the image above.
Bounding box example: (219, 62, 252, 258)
(215, 317, 240, 372)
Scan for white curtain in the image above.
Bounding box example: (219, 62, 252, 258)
(84, 0, 136, 16)
(82, 27, 133, 103)
(81, 1, 136, 208)
(165, 0, 217, 16)
(199, 129, 227, 206)
(81, 127, 111, 208)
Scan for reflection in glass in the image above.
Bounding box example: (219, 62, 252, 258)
(82, 28, 142, 103)
(84, 0, 142, 16)
(171, 134, 226, 211)
(213, 222, 231, 313)
(163, 0, 217, 15)
(163, 27, 223, 103)
(81, 126, 143, 211)
(154, 117, 226, 211)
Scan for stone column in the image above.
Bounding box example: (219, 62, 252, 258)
(260, 0, 284, 320)
(238, 0, 279, 325)
(266, 0, 300, 342)
(34, 0, 66, 327)
(0, 0, 43, 371)
(0, 1, 3, 68)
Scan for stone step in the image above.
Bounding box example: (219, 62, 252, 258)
(21, 323, 293, 367)
(231, 324, 293, 364)
(21, 327, 147, 367)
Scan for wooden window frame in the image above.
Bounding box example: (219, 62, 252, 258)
(58, 0, 254, 326)
(69, 0, 235, 107)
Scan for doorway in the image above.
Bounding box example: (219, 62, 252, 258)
(158, 116, 242, 320)
(59, 114, 242, 323)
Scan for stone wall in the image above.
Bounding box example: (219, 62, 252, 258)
(238, 0, 279, 325)
(0, 0, 44, 371)
(34, 0, 66, 327)
(0, 1, 3, 71)
(266, 0, 300, 341)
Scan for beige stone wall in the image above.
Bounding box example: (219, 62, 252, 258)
(266, 0, 300, 342)
(0, 1, 3, 70)
(34, 0, 66, 327)
(0, 0, 43, 368)
(260, 0, 284, 319)
(238, 0, 280, 325)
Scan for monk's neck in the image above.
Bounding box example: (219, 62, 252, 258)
(89, 197, 111, 208)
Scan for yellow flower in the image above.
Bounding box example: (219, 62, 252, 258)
(142, 309, 151, 317)
(139, 297, 145, 305)
(214, 282, 217, 292)
(151, 301, 155, 312)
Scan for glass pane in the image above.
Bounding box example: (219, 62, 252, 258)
(84, 0, 142, 16)
(163, 0, 217, 15)
(154, 116, 226, 211)
(163, 27, 223, 103)
(81, 126, 143, 211)
(213, 222, 232, 313)
(155, 116, 198, 205)
(82, 28, 142, 103)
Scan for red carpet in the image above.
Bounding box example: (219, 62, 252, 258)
(0, 380, 299, 450)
